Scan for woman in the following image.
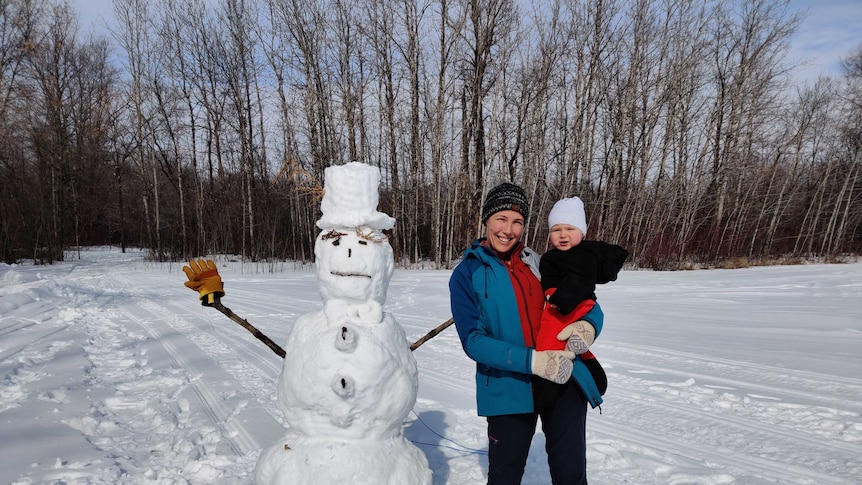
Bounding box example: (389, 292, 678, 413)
(448, 182, 604, 485)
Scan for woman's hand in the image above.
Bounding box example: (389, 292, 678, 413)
(531, 350, 575, 384)
(557, 320, 595, 354)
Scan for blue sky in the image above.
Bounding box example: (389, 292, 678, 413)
(73, 0, 860, 85)
(786, 0, 862, 83)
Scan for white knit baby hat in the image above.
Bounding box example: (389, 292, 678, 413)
(547, 196, 587, 237)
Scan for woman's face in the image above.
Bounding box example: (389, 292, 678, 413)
(485, 210, 525, 254)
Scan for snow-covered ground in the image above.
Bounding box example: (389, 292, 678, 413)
(1, 246, 860, 484)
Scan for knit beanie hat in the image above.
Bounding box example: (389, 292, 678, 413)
(481, 183, 529, 224)
(548, 196, 587, 237)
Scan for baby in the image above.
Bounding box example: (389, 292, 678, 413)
(533, 196, 628, 408)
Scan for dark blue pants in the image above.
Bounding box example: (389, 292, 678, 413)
(486, 380, 588, 485)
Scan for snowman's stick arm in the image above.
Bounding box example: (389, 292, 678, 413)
(209, 296, 448, 356)
(211, 301, 286, 358)
(409, 317, 454, 351)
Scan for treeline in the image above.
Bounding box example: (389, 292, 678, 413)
(1, 0, 860, 269)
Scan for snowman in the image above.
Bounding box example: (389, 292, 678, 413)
(254, 162, 432, 484)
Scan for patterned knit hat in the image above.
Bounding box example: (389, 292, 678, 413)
(481, 183, 529, 224)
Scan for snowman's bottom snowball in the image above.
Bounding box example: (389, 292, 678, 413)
(254, 434, 432, 485)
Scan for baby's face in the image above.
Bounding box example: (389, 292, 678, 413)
(549, 224, 583, 251)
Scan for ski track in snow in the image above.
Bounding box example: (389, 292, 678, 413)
(66, 269, 261, 482)
(1, 248, 861, 484)
(580, 336, 862, 484)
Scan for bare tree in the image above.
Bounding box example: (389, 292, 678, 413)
(456, 0, 516, 241)
(25, 3, 80, 263)
(222, 0, 262, 260)
(427, 0, 465, 265)
(113, 0, 164, 259)
(0, 0, 43, 262)
(704, 0, 801, 258)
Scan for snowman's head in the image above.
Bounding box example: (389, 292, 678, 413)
(314, 226, 394, 304)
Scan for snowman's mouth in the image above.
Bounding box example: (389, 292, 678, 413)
(331, 271, 372, 278)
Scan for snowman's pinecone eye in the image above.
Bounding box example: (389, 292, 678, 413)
(332, 238, 340, 246)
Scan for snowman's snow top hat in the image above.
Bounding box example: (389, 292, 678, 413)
(316, 162, 395, 230)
